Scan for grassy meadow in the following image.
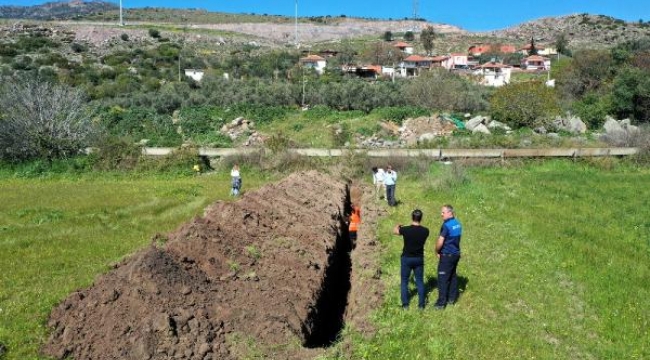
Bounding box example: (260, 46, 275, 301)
(339, 159, 650, 359)
(1, 159, 649, 359)
(0, 169, 273, 359)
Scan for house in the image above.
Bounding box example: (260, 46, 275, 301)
(447, 53, 469, 70)
(431, 55, 451, 69)
(468, 43, 492, 56)
(300, 54, 327, 74)
(520, 43, 557, 56)
(394, 41, 414, 55)
(341, 64, 382, 79)
(521, 55, 551, 70)
(399, 55, 433, 77)
(468, 43, 517, 56)
(473, 62, 512, 87)
(184, 69, 204, 82)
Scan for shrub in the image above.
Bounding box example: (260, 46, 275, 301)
(148, 28, 161, 39)
(120, 33, 129, 41)
(405, 69, 489, 112)
(370, 106, 429, 124)
(489, 81, 561, 129)
(0, 76, 98, 163)
(572, 92, 612, 128)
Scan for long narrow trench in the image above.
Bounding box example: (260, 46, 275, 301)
(302, 185, 354, 348)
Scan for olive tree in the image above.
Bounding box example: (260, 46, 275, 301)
(0, 76, 98, 162)
(490, 81, 561, 128)
(420, 26, 436, 55)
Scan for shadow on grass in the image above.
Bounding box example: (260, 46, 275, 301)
(406, 275, 469, 306)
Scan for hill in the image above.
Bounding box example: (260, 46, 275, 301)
(2, 1, 649, 49)
(0, 0, 116, 20)
(485, 13, 650, 48)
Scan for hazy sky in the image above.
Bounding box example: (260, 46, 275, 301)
(2, 0, 648, 31)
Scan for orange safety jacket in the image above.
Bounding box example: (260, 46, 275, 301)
(349, 206, 361, 232)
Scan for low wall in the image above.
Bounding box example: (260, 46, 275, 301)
(142, 147, 641, 158)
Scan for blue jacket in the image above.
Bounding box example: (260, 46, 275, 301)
(440, 217, 462, 255)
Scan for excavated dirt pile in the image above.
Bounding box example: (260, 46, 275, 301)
(42, 171, 354, 360)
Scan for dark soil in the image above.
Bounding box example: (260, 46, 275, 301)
(42, 171, 385, 360)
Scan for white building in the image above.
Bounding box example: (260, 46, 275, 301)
(184, 69, 205, 82)
(299, 54, 327, 75)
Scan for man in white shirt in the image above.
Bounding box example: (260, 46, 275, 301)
(383, 165, 397, 206)
(372, 166, 386, 201)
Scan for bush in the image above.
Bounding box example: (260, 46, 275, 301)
(0, 76, 98, 163)
(370, 106, 429, 124)
(405, 69, 489, 112)
(489, 81, 561, 129)
(148, 28, 161, 39)
(572, 92, 612, 128)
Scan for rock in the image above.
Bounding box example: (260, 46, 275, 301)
(487, 120, 511, 131)
(472, 123, 491, 134)
(465, 116, 487, 131)
(603, 117, 624, 135)
(418, 133, 437, 142)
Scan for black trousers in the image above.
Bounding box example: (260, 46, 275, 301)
(435, 254, 460, 307)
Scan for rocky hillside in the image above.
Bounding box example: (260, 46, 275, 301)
(0, 0, 116, 20)
(486, 14, 650, 48)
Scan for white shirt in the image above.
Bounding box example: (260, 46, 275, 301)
(373, 168, 385, 184)
(383, 169, 397, 186)
(231, 169, 240, 177)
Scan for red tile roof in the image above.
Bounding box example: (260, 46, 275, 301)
(404, 55, 429, 61)
(300, 54, 325, 62)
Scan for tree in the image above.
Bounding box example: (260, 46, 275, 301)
(405, 69, 489, 112)
(382, 31, 393, 42)
(555, 33, 570, 56)
(404, 31, 415, 42)
(0, 76, 98, 163)
(490, 81, 561, 128)
(528, 37, 538, 56)
(420, 26, 436, 55)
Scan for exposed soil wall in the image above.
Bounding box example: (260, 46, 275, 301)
(42, 171, 357, 360)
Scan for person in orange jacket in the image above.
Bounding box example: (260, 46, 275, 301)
(348, 204, 361, 244)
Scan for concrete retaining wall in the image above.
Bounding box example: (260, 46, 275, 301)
(141, 147, 641, 158)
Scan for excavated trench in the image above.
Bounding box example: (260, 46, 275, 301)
(303, 190, 354, 348)
(42, 172, 366, 359)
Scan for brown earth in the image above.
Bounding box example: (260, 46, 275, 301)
(42, 171, 385, 360)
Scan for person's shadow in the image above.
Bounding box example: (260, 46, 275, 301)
(407, 275, 469, 306)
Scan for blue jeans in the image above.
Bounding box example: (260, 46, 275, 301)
(401, 256, 425, 308)
(386, 184, 396, 206)
(435, 254, 460, 307)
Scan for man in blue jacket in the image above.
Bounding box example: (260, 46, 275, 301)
(434, 204, 462, 309)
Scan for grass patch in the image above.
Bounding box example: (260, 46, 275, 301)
(340, 159, 650, 359)
(1, 160, 649, 359)
(0, 170, 271, 360)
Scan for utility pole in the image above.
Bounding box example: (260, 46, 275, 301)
(119, 0, 123, 26)
(295, 0, 299, 48)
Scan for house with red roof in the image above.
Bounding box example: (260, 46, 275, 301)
(468, 43, 517, 56)
(299, 54, 327, 75)
(473, 62, 512, 87)
(521, 55, 551, 70)
(394, 41, 414, 55)
(399, 54, 434, 77)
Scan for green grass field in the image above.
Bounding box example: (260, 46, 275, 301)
(340, 159, 650, 359)
(1, 160, 649, 359)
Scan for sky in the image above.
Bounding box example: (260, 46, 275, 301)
(2, 0, 648, 31)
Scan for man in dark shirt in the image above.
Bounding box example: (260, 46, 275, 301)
(393, 209, 430, 309)
(434, 204, 463, 309)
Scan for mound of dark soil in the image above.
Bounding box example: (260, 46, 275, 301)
(42, 171, 364, 360)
